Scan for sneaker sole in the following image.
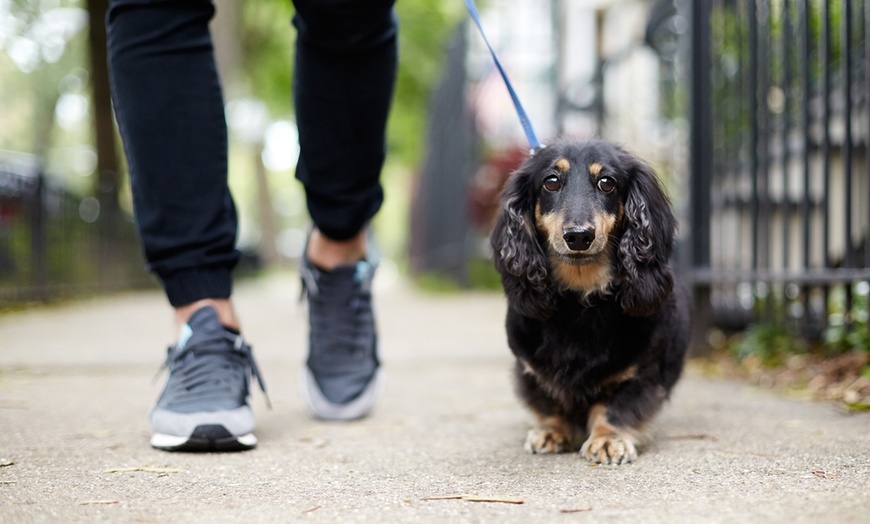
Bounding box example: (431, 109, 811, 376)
(301, 367, 384, 421)
(150, 425, 257, 452)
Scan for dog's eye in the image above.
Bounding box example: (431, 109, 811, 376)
(597, 176, 616, 193)
(543, 175, 562, 192)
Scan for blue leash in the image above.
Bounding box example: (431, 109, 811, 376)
(464, 0, 543, 154)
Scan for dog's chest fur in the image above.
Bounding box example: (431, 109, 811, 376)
(507, 293, 659, 402)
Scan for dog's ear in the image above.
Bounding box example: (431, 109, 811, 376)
(616, 158, 676, 316)
(490, 164, 556, 320)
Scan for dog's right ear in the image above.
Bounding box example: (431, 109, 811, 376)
(490, 166, 556, 320)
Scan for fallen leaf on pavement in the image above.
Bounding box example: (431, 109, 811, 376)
(421, 494, 466, 501)
(0, 460, 13, 468)
(301, 505, 322, 514)
(103, 466, 183, 474)
(422, 494, 523, 504)
(462, 496, 524, 504)
(561, 507, 592, 513)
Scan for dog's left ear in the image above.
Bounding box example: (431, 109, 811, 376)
(616, 158, 676, 316)
(490, 165, 556, 320)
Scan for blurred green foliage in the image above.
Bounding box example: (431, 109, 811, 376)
(389, 2, 465, 167)
(0, 1, 90, 159)
(823, 283, 870, 354)
(730, 322, 808, 368)
(1, 0, 465, 184)
(414, 256, 502, 294)
(239, 0, 465, 168)
(729, 282, 869, 370)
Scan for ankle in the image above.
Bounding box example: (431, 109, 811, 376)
(174, 299, 240, 334)
(306, 228, 366, 270)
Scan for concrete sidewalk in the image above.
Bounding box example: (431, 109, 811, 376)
(1, 271, 868, 523)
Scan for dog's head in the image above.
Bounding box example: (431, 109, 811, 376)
(490, 139, 676, 319)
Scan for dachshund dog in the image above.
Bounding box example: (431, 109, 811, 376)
(490, 138, 690, 465)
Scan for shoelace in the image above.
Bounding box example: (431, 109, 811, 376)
(155, 332, 270, 409)
(301, 262, 374, 357)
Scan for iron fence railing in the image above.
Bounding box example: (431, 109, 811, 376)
(687, 0, 870, 340)
(0, 152, 152, 306)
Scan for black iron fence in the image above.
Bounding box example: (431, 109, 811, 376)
(687, 0, 870, 341)
(0, 152, 151, 306)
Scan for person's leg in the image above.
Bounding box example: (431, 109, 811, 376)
(292, 0, 397, 419)
(293, 0, 397, 247)
(107, 0, 264, 451)
(108, 0, 238, 319)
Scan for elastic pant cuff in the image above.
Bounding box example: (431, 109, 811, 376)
(161, 267, 233, 307)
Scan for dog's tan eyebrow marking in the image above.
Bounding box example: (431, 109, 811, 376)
(555, 158, 570, 172)
(588, 162, 603, 176)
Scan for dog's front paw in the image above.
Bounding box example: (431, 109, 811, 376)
(580, 434, 638, 465)
(524, 428, 572, 454)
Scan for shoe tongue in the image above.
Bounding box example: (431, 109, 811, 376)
(179, 306, 227, 350)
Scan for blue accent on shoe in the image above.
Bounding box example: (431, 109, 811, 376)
(177, 323, 193, 350)
(354, 260, 370, 284)
(300, 232, 382, 420)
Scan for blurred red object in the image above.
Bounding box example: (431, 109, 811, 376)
(468, 145, 529, 231)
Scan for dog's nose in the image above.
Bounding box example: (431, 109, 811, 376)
(563, 227, 596, 252)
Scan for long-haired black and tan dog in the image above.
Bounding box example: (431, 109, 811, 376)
(490, 138, 690, 465)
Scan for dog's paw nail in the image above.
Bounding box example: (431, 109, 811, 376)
(581, 435, 637, 465)
(525, 428, 570, 454)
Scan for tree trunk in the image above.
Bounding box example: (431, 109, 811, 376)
(86, 0, 124, 285)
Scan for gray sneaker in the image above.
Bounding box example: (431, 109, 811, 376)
(149, 306, 268, 451)
(300, 249, 383, 421)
